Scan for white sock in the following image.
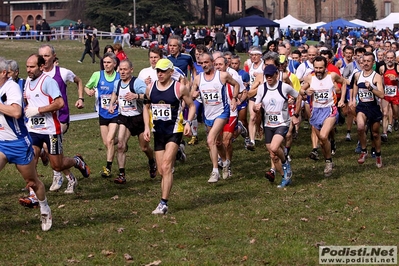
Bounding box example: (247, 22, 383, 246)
(192, 118, 198, 136)
(39, 198, 50, 214)
(212, 168, 219, 173)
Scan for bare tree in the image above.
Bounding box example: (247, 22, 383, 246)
(263, 0, 268, 18)
(356, 0, 363, 18)
(284, 0, 288, 17)
(207, 0, 215, 26)
(314, 0, 322, 22)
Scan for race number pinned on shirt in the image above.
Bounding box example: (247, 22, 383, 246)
(384, 85, 397, 97)
(28, 116, 47, 130)
(151, 104, 172, 121)
(101, 94, 112, 109)
(358, 88, 374, 102)
(202, 89, 221, 106)
(121, 98, 137, 112)
(314, 89, 330, 104)
(265, 111, 283, 126)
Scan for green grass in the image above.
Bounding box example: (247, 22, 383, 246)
(0, 40, 398, 265)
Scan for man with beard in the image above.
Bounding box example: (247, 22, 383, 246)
(379, 50, 399, 142)
(297, 56, 345, 177)
(350, 52, 384, 168)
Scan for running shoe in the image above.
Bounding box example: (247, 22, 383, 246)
(387, 124, 393, 133)
(218, 157, 223, 168)
(208, 171, 219, 183)
(345, 133, 351, 141)
(376, 156, 383, 168)
(101, 166, 111, 178)
(309, 150, 319, 160)
(371, 147, 376, 158)
(74, 154, 90, 178)
(245, 140, 255, 151)
(222, 161, 230, 180)
(265, 169, 275, 183)
(282, 161, 292, 179)
(355, 141, 362, 154)
(41, 209, 52, 231)
(381, 134, 388, 143)
(277, 177, 291, 188)
(188, 136, 198, 145)
(114, 173, 127, 184)
(238, 120, 248, 138)
(19, 194, 39, 208)
(324, 162, 333, 177)
(64, 178, 77, 194)
(49, 172, 63, 191)
(394, 120, 399, 131)
(149, 161, 157, 178)
(152, 203, 168, 215)
(357, 151, 368, 164)
(331, 141, 337, 156)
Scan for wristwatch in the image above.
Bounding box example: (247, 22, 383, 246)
(185, 120, 192, 126)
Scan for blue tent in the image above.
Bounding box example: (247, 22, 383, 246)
(317, 18, 363, 30)
(0, 21, 8, 28)
(228, 15, 280, 27)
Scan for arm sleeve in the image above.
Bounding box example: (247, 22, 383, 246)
(85, 72, 101, 89)
(134, 79, 147, 94)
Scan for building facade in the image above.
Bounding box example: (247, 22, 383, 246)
(188, 0, 398, 24)
(3, 0, 69, 29)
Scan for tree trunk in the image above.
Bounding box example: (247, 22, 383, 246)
(314, 0, 322, 22)
(242, 0, 246, 17)
(263, 0, 268, 18)
(204, 0, 208, 24)
(284, 0, 288, 17)
(356, 0, 363, 18)
(208, 0, 215, 26)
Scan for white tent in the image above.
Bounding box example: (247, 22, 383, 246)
(350, 19, 373, 28)
(274, 14, 309, 30)
(307, 22, 326, 29)
(373, 13, 399, 29)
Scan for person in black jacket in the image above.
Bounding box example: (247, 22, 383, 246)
(91, 34, 101, 63)
(78, 33, 93, 63)
(41, 19, 50, 42)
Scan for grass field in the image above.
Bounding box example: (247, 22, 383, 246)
(0, 39, 398, 266)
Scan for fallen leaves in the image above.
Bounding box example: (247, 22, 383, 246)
(36, 235, 42, 241)
(58, 204, 65, 209)
(117, 227, 124, 233)
(249, 238, 256, 244)
(101, 250, 116, 257)
(144, 260, 162, 266)
(300, 217, 309, 222)
(124, 253, 133, 261)
(111, 195, 119, 200)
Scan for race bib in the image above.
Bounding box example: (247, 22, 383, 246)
(28, 116, 47, 130)
(384, 85, 397, 97)
(202, 89, 221, 106)
(314, 89, 330, 104)
(101, 94, 112, 109)
(265, 111, 284, 126)
(151, 104, 172, 121)
(120, 98, 137, 112)
(358, 88, 374, 102)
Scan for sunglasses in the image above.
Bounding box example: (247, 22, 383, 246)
(156, 69, 168, 73)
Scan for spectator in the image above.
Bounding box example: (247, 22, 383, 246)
(77, 33, 93, 63)
(227, 30, 237, 53)
(41, 19, 50, 42)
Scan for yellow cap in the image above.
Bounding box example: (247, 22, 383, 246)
(155, 58, 174, 70)
(279, 55, 287, 64)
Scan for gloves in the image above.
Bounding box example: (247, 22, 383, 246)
(25, 107, 40, 118)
